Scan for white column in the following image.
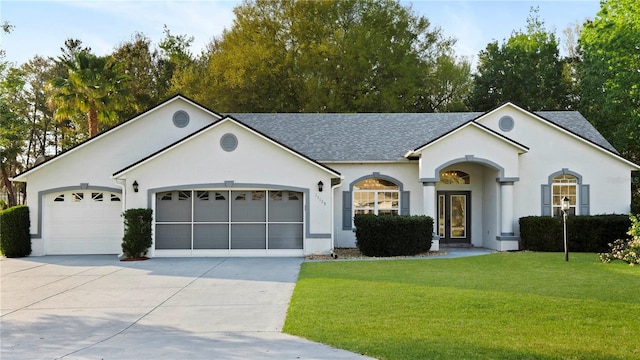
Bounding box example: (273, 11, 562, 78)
(422, 182, 436, 218)
(500, 181, 514, 235)
(422, 182, 439, 251)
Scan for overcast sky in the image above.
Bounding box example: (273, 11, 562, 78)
(1, 0, 601, 69)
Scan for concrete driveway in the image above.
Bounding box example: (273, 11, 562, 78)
(1, 256, 372, 360)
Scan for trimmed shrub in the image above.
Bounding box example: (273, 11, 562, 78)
(121, 208, 153, 259)
(354, 214, 433, 257)
(520, 215, 631, 253)
(0, 206, 31, 257)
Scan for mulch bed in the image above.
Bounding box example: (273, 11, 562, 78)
(120, 256, 150, 262)
(305, 247, 446, 261)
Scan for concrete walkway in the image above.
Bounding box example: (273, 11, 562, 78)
(1, 256, 373, 360)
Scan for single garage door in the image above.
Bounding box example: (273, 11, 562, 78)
(43, 190, 123, 254)
(155, 190, 303, 255)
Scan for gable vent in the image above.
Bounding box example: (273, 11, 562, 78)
(220, 133, 238, 152)
(499, 116, 514, 132)
(172, 110, 190, 128)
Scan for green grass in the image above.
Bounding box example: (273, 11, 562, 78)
(283, 253, 640, 359)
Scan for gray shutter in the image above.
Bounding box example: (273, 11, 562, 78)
(580, 184, 590, 215)
(541, 185, 552, 216)
(401, 191, 410, 215)
(342, 191, 352, 230)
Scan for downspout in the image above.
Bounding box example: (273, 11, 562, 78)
(330, 178, 343, 259)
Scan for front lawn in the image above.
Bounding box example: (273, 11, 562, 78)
(283, 253, 640, 359)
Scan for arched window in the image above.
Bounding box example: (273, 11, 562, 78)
(552, 174, 577, 216)
(542, 169, 589, 217)
(353, 178, 399, 216)
(439, 170, 470, 184)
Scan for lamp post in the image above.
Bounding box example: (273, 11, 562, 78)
(561, 196, 570, 262)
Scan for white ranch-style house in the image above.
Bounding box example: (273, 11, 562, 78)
(11, 95, 640, 256)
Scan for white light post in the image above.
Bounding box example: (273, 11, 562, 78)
(561, 196, 570, 262)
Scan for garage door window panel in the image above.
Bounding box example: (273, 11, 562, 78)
(156, 191, 192, 222)
(268, 224, 303, 249)
(193, 224, 229, 249)
(268, 191, 303, 222)
(194, 191, 229, 222)
(231, 224, 266, 249)
(232, 191, 266, 222)
(155, 224, 191, 249)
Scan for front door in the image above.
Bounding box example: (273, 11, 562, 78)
(437, 191, 471, 245)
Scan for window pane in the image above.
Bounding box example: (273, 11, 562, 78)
(354, 178, 399, 190)
(450, 195, 466, 237)
(439, 170, 470, 184)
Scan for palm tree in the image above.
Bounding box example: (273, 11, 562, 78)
(49, 51, 132, 137)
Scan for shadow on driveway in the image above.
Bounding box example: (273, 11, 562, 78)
(1, 256, 372, 360)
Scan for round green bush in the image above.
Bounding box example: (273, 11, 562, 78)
(0, 206, 32, 258)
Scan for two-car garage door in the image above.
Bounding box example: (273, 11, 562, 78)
(155, 190, 304, 255)
(43, 190, 123, 254)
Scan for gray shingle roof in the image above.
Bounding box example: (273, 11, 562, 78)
(229, 111, 617, 162)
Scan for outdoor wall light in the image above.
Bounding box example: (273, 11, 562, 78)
(317, 181, 324, 192)
(561, 196, 570, 212)
(561, 196, 570, 262)
(132, 181, 139, 193)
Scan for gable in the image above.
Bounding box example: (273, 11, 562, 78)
(11, 95, 222, 182)
(113, 117, 341, 181)
(408, 120, 529, 156)
(475, 103, 639, 170)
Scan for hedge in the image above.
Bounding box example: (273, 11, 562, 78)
(354, 214, 433, 257)
(121, 208, 153, 259)
(0, 206, 31, 257)
(519, 215, 631, 253)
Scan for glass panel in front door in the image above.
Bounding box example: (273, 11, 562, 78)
(438, 194, 445, 238)
(450, 195, 466, 238)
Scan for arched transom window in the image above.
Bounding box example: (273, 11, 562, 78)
(552, 174, 577, 216)
(439, 170, 470, 184)
(353, 178, 399, 216)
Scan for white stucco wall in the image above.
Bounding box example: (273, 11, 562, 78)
(417, 123, 523, 181)
(16, 98, 219, 255)
(116, 119, 338, 255)
(477, 106, 636, 231)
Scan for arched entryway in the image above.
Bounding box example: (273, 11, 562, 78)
(422, 156, 519, 250)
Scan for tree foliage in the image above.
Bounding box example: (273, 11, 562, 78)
(578, 0, 640, 210)
(468, 8, 571, 111)
(172, 0, 471, 112)
(49, 51, 133, 137)
(578, 0, 640, 163)
(0, 24, 28, 207)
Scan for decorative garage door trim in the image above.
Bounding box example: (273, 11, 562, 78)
(34, 185, 122, 239)
(148, 183, 331, 239)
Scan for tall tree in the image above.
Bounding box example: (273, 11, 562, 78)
(0, 22, 28, 207)
(578, 0, 639, 163)
(111, 33, 160, 119)
(49, 51, 132, 137)
(172, 0, 470, 112)
(20, 56, 57, 164)
(0, 66, 29, 207)
(578, 0, 639, 211)
(468, 8, 571, 111)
